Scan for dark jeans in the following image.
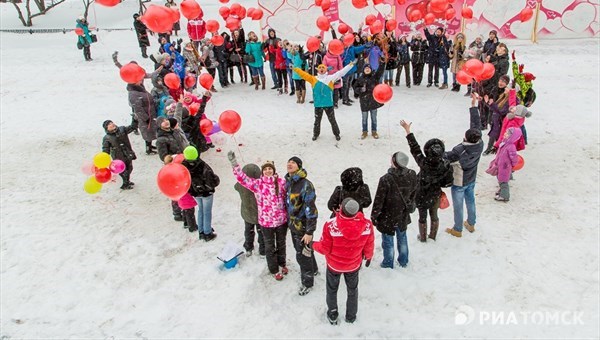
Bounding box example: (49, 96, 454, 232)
(119, 159, 133, 184)
(412, 62, 424, 85)
(342, 74, 352, 102)
(244, 222, 265, 254)
(262, 223, 287, 274)
(207, 68, 216, 83)
(82, 44, 91, 60)
(291, 232, 318, 288)
(427, 62, 440, 85)
(395, 62, 411, 85)
(217, 60, 229, 86)
(171, 200, 182, 217)
(269, 60, 278, 85)
(314, 106, 340, 138)
(326, 268, 359, 321)
(418, 196, 440, 223)
(275, 69, 288, 89)
(293, 79, 306, 91)
(182, 208, 197, 229)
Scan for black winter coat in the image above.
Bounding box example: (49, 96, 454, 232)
(156, 127, 185, 162)
(483, 53, 509, 94)
(102, 119, 138, 161)
(181, 96, 210, 153)
(127, 83, 157, 142)
(444, 107, 484, 187)
(385, 40, 399, 70)
(184, 158, 220, 197)
(406, 133, 453, 209)
(483, 38, 499, 58)
(371, 166, 418, 235)
(424, 29, 450, 68)
(327, 167, 372, 216)
(397, 42, 410, 65)
(134, 20, 150, 47)
(353, 65, 385, 112)
(411, 38, 428, 65)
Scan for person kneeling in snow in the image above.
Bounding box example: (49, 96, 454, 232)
(313, 198, 374, 325)
(102, 117, 138, 190)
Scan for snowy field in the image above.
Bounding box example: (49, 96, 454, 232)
(1, 1, 599, 338)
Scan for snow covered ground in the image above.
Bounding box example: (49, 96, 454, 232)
(1, 1, 599, 338)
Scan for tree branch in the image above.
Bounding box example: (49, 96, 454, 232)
(29, 0, 67, 20)
(10, 1, 27, 27)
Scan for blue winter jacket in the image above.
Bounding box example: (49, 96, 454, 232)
(342, 45, 366, 76)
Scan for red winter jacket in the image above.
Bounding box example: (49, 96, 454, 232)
(269, 45, 287, 70)
(313, 211, 375, 273)
(187, 17, 206, 42)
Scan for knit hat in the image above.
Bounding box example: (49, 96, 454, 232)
(490, 30, 498, 36)
(341, 198, 360, 217)
(465, 128, 482, 143)
(156, 116, 168, 128)
(168, 118, 178, 129)
(456, 33, 465, 39)
(102, 120, 113, 131)
(523, 72, 536, 82)
(391, 151, 409, 169)
(242, 164, 261, 179)
(288, 156, 303, 169)
(261, 160, 276, 173)
(514, 105, 532, 118)
(499, 75, 510, 84)
(155, 53, 170, 65)
(133, 13, 140, 19)
(363, 64, 372, 72)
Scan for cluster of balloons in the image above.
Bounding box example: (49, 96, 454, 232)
(456, 59, 496, 85)
(82, 152, 126, 194)
(405, 0, 461, 23)
(141, 5, 180, 33)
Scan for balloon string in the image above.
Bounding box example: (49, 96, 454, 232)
(232, 134, 245, 165)
(386, 103, 394, 154)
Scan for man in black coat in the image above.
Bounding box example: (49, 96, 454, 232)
(371, 152, 418, 268)
(410, 33, 428, 86)
(102, 118, 138, 190)
(133, 13, 150, 58)
(327, 167, 372, 217)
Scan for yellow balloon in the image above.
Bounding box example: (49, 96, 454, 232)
(83, 176, 103, 194)
(93, 152, 112, 169)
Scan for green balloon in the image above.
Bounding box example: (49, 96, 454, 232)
(183, 146, 198, 160)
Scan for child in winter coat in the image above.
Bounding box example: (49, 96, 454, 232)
(327, 167, 372, 217)
(400, 120, 454, 242)
(178, 193, 198, 232)
(494, 105, 532, 152)
(233, 163, 264, 257)
(353, 64, 385, 139)
(323, 48, 345, 108)
(228, 152, 289, 280)
(313, 198, 375, 325)
(269, 41, 289, 94)
(487, 127, 522, 202)
(102, 117, 138, 190)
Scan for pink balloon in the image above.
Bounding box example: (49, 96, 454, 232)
(81, 160, 95, 176)
(109, 160, 126, 174)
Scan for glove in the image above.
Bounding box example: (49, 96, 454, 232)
(365, 259, 371, 267)
(519, 64, 524, 74)
(177, 38, 183, 45)
(227, 151, 238, 167)
(490, 147, 498, 155)
(511, 50, 516, 61)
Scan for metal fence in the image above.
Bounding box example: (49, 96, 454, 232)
(0, 28, 133, 34)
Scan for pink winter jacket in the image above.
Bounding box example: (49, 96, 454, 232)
(494, 127, 522, 183)
(323, 52, 344, 89)
(233, 165, 288, 228)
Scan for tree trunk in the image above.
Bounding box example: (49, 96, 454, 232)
(10, 1, 28, 27)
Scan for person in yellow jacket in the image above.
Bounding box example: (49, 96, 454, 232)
(293, 61, 354, 141)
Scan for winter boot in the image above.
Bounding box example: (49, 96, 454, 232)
(327, 309, 339, 325)
(300, 90, 306, 103)
(463, 221, 476, 233)
(445, 228, 462, 238)
(289, 89, 295, 96)
(210, 86, 218, 92)
(428, 220, 439, 241)
(298, 285, 312, 296)
(261, 76, 266, 90)
(229, 69, 235, 84)
(417, 222, 427, 242)
(145, 142, 157, 155)
(361, 131, 368, 139)
(141, 46, 148, 58)
(284, 85, 288, 94)
(296, 91, 301, 103)
(464, 84, 472, 97)
(252, 76, 259, 90)
(372, 131, 379, 139)
(439, 83, 448, 90)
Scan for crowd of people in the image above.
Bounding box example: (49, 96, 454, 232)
(91, 5, 537, 325)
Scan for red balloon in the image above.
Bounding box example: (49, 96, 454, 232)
(184, 75, 196, 88)
(306, 36, 320, 52)
(315, 0, 322, 6)
(373, 84, 393, 104)
(520, 7, 533, 22)
(173, 154, 185, 164)
(219, 0, 229, 3)
(456, 70, 472, 85)
(365, 14, 376, 26)
(205, 19, 220, 33)
(168, 7, 180, 23)
(141, 5, 175, 33)
(199, 73, 214, 90)
(321, 0, 331, 11)
(343, 33, 354, 47)
(251, 8, 263, 20)
(462, 7, 473, 19)
(397, 0, 406, 4)
(328, 39, 344, 55)
(225, 17, 240, 30)
(219, 6, 230, 19)
(373, 0, 384, 4)
(200, 119, 213, 136)
(463, 59, 484, 78)
(74, 27, 84, 36)
(512, 155, 525, 171)
(189, 102, 200, 116)
(211, 34, 224, 46)
(119, 63, 146, 84)
(219, 110, 242, 134)
(157, 163, 191, 201)
(447, 0, 455, 3)
(409, 9, 423, 22)
(164, 73, 180, 89)
(237, 6, 247, 19)
(247, 8, 255, 18)
(230, 3, 241, 15)
(96, 0, 119, 7)
(370, 20, 383, 35)
(316, 16, 330, 31)
(445, 8, 456, 20)
(352, 0, 368, 9)
(480, 62, 495, 80)
(95, 168, 112, 183)
(424, 13, 436, 24)
(430, 0, 448, 12)
(385, 19, 397, 32)
(338, 23, 349, 34)
(180, 0, 201, 20)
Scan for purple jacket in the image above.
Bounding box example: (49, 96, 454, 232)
(494, 127, 522, 182)
(488, 102, 509, 141)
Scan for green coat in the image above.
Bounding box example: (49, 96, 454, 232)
(76, 19, 92, 46)
(245, 41, 264, 68)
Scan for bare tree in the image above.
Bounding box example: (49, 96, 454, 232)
(9, 0, 67, 27)
(138, 0, 151, 15)
(82, 0, 94, 21)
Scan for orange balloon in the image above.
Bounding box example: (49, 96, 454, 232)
(445, 8, 456, 20)
(338, 23, 349, 34)
(219, 6, 230, 19)
(321, 0, 331, 11)
(385, 19, 397, 32)
(200, 119, 214, 136)
(205, 19, 219, 33)
(74, 27, 84, 36)
(464, 59, 483, 78)
(424, 13, 436, 24)
(365, 14, 376, 26)
(520, 7, 533, 22)
(141, 5, 175, 33)
(251, 8, 263, 20)
(456, 70, 472, 85)
(211, 34, 224, 46)
(409, 9, 423, 22)
(119, 63, 146, 84)
(343, 33, 354, 47)
(184, 75, 196, 88)
(512, 155, 525, 171)
(352, 0, 368, 9)
(96, 0, 119, 7)
(480, 62, 495, 80)
(370, 20, 383, 34)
